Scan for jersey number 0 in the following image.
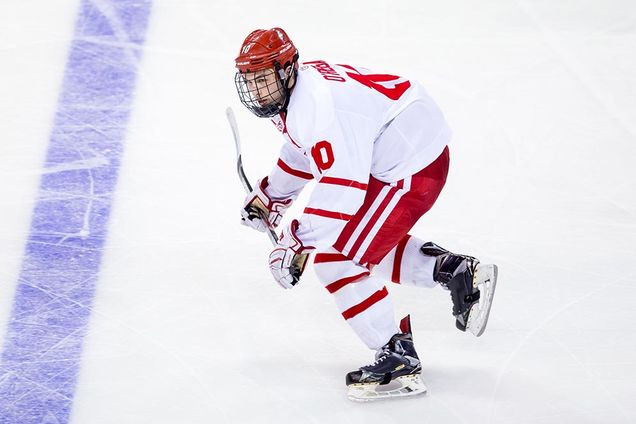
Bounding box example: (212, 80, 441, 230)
(311, 140, 335, 173)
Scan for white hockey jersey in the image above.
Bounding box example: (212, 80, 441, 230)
(266, 60, 451, 249)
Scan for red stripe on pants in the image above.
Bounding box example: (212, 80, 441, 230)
(347, 187, 399, 259)
(341, 286, 389, 319)
(334, 146, 449, 266)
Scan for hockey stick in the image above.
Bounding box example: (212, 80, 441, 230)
(226, 106, 279, 245)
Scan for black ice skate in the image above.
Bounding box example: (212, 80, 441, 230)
(346, 316, 427, 402)
(421, 242, 498, 336)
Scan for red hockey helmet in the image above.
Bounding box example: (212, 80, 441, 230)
(235, 28, 298, 73)
(234, 28, 299, 118)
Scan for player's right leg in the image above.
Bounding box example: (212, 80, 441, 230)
(421, 242, 497, 336)
(372, 234, 437, 287)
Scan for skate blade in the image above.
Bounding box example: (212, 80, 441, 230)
(347, 374, 427, 402)
(467, 264, 498, 337)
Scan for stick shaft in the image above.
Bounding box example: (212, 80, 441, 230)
(226, 107, 278, 245)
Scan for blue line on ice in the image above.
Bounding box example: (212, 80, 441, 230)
(0, 1, 151, 422)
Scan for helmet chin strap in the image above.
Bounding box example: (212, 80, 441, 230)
(274, 61, 297, 114)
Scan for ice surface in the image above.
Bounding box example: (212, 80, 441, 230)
(1, 0, 635, 423)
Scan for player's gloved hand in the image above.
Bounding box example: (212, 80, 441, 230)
(241, 177, 292, 232)
(269, 219, 315, 289)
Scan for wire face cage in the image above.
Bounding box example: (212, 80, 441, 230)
(234, 69, 288, 118)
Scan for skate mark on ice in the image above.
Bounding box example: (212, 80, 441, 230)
(485, 272, 635, 424)
(548, 332, 631, 421)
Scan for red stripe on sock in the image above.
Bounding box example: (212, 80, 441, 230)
(391, 235, 411, 284)
(399, 314, 412, 334)
(341, 286, 389, 319)
(325, 271, 369, 294)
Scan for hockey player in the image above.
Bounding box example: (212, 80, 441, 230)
(234, 28, 498, 401)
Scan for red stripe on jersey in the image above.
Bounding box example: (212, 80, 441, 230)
(341, 286, 389, 320)
(319, 176, 368, 190)
(337, 64, 359, 74)
(287, 137, 302, 149)
(277, 159, 313, 180)
(314, 252, 349, 263)
(278, 112, 303, 149)
(325, 271, 369, 294)
(347, 187, 399, 259)
(391, 235, 411, 284)
(304, 207, 352, 220)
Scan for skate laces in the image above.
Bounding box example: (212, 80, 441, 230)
(368, 335, 408, 366)
(371, 347, 391, 365)
(362, 342, 395, 369)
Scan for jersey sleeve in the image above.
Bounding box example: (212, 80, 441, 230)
(294, 113, 376, 249)
(265, 141, 313, 200)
